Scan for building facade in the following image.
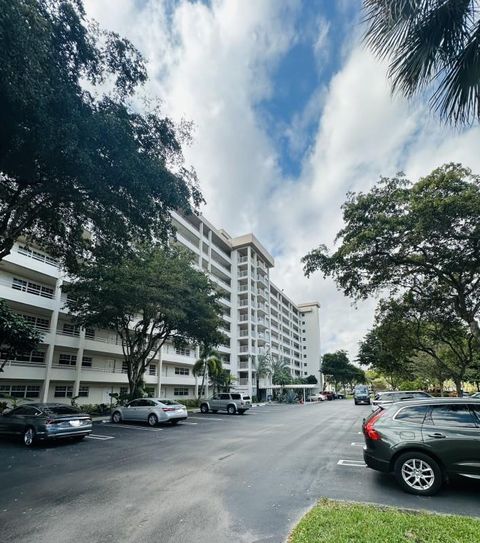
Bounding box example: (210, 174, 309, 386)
(0, 212, 321, 405)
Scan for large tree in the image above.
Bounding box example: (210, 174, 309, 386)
(321, 350, 351, 391)
(363, 0, 480, 124)
(0, 0, 200, 269)
(0, 300, 39, 372)
(303, 164, 480, 344)
(65, 246, 224, 397)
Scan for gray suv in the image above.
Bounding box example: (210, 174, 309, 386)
(363, 398, 480, 495)
(200, 393, 251, 415)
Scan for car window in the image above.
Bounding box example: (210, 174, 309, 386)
(128, 400, 140, 407)
(11, 406, 37, 416)
(429, 404, 478, 428)
(160, 400, 175, 405)
(219, 394, 230, 400)
(394, 405, 428, 423)
(471, 405, 480, 423)
(231, 394, 241, 400)
(242, 396, 251, 401)
(43, 406, 80, 415)
(137, 400, 151, 407)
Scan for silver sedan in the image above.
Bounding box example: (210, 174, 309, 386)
(111, 398, 188, 426)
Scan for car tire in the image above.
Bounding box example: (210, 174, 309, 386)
(23, 426, 35, 447)
(354, 400, 358, 405)
(112, 411, 122, 423)
(227, 405, 236, 415)
(147, 414, 158, 427)
(72, 436, 86, 441)
(394, 452, 443, 496)
(170, 420, 179, 425)
(200, 404, 209, 414)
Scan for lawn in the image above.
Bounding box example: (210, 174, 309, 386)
(289, 499, 480, 543)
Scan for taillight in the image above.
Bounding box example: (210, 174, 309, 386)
(162, 408, 175, 412)
(363, 410, 385, 441)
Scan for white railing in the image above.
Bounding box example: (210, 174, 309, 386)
(2, 360, 46, 369)
(2, 277, 55, 299)
(238, 271, 248, 278)
(239, 378, 249, 385)
(238, 299, 249, 307)
(239, 345, 250, 353)
(238, 256, 248, 264)
(238, 315, 248, 322)
(17, 246, 59, 267)
(239, 361, 249, 369)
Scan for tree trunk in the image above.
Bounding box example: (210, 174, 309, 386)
(454, 379, 463, 397)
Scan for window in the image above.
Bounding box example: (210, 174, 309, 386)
(82, 356, 92, 367)
(149, 364, 156, 376)
(0, 384, 40, 398)
(12, 277, 54, 298)
(59, 354, 77, 366)
(122, 361, 128, 373)
(54, 386, 73, 398)
(174, 387, 189, 396)
(20, 314, 50, 330)
(219, 393, 230, 400)
(175, 367, 189, 376)
(13, 406, 38, 416)
(395, 406, 428, 423)
(175, 347, 191, 357)
(303, 346, 306, 350)
(78, 386, 89, 398)
(85, 328, 95, 340)
(119, 386, 128, 396)
(62, 323, 80, 337)
(430, 404, 477, 428)
(1, 350, 45, 364)
(303, 355, 307, 358)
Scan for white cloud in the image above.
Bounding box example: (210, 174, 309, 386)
(85, 0, 480, 360)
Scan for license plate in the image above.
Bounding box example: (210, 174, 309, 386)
(69, 420, 81, 427)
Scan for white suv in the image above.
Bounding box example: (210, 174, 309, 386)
(200, 393, 251, 415)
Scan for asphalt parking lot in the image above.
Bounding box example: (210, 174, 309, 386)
(0, 401, 479, 543)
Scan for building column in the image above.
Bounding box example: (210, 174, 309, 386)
(73, 328, 86, 397)
(41, 277, 63, 402)
(247, 354, 253, 398)
(157, 347, 163, 397)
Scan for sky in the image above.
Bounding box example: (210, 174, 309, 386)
(85, 0, 480, 360)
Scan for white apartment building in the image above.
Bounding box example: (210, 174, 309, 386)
(0, 212, 321, 405)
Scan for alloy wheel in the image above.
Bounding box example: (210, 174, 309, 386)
(24, 428, 34, 446)
(401, 458, 435, 491)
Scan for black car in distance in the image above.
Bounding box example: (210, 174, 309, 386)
(363, 398, 480, 496)
(0, 403, 92, 446)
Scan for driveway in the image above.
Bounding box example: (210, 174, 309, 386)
(0, 401, 478, 543)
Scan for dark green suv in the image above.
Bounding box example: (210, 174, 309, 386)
(363, 398, 480, 495)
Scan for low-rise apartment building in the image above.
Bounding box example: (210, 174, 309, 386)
(0, 212, 321, 404)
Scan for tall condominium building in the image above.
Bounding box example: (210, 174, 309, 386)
(0, 211, 321, 404)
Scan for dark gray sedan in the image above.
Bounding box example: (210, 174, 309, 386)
(0, 403, 92, 446)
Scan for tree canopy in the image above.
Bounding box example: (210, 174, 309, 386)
(303, 164, 480, 344)
(321, 350, 365, 390)
(0, 0, 201, 270)
(363, 0, 480, 125)
(0, 300, 40, 372)
(65, 246, 224, 396)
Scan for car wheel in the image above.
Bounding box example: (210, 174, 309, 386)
(147, 414, 158, 427)
(200, 404, 209, 414)
(112, 411, 122, 423)
(23, 427, 35, 447)
(394, 452, 443, 496)
(354, 400, 358, 405)
(227, 405, 236, 415)
(170, 420, 179, 425)
(72, 436, 86, 442)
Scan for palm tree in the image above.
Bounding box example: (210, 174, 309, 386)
(193, 346, 223, 399)
(254, 353, 273, 400)
(363, 0, 480, 124)
(271, 357, 292, 387)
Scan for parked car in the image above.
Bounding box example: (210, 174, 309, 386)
(308, 393, 326, 402)
(354, 384, 371, 405)
(363, 398, 480, 496)
(200, 393, 251, 414)
(371, 390, 432, 410)
(0, 403, 92, 446)
(321, 391, 335, 401)
(111, 398, 188, 426)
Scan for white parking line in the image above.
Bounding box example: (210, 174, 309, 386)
(189, 416, 224, 421)
(86, 434, 115, 441)
(180, 421, 198, 425)
(105, 424, 163, 432)
(337, 459, 366, 467)
(351, 442, 364, 447)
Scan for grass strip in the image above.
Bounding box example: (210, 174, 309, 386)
(289, 499, 480, 543)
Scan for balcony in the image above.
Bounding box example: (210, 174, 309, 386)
(0, 276, 56, 311)
(238, 298, 249, 308)
(238, 256, 248, 264)
(257, 304, 268, 314)
(238, 270, 248, 278)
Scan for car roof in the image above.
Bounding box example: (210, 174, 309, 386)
(386, 397, 480, 408)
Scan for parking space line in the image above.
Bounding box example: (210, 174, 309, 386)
(180, 422, 198, 425)
(104, 424, 163, 432)
(86, 434, 115, 441)
(337, 459, 366, 467)
(189, 417, 224, 421)
(351, 442, 364, 447)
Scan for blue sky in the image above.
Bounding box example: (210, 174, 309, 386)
(85, 0, 480, 358)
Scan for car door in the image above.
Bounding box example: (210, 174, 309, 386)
(135, 399, 152, 421)
(123, 399, 140, 421)
(422, 403, 480, 477)
(218, 393, 230, 411)
(468, 404, 480, 477)
(1, 406, 37, 435)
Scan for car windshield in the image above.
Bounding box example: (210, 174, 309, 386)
(42, 406, 81, 415)
(355, 386, 368, 394)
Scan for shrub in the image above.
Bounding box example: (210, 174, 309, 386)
(176, 399, 200, 408)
